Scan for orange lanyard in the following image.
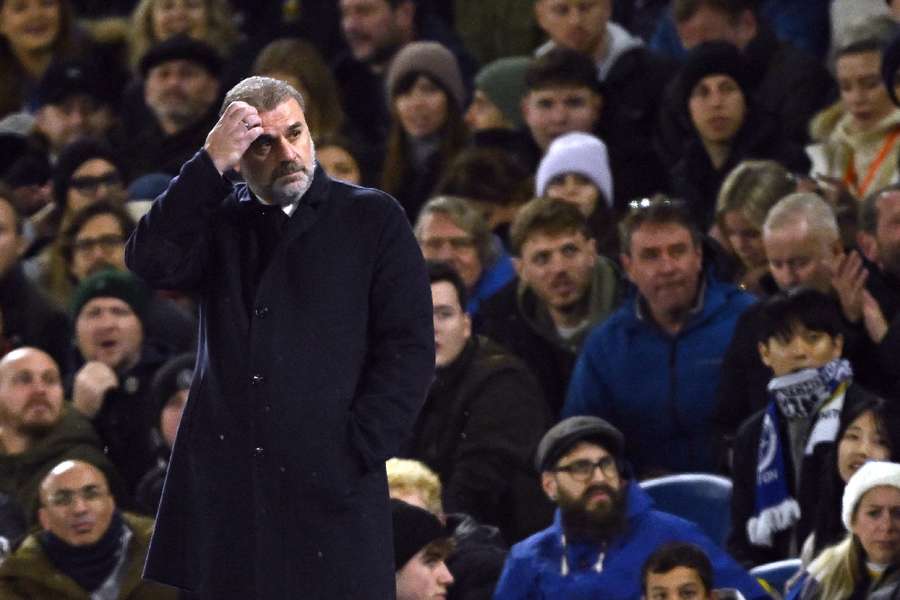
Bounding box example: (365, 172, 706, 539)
(844, 129, 900, 197)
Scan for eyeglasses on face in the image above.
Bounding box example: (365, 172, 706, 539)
(69, 172, 123, 195)
(72, 234, 124, 254)
(45, 485, 109, 508)
(554, 456, 617, 482)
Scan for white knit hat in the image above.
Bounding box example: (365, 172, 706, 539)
(842, 461, 900, 530)
(534, 132, 613, 208)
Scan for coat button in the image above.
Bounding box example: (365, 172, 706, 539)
(251, 374, 264, 385)
(254, 306, 269, 318)
(254, 447, 265, 457)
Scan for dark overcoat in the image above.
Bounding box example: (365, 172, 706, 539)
(124, 150, 435, 598)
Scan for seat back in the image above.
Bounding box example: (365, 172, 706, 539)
(749, 558, 802, 599)
(639, 473, 733, 546)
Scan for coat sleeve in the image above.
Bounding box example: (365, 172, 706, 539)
(124, 150, 234, 292)
(492, 551, 540, 600)
(347, 200, 435, 471)
(561, 331, 613, 420)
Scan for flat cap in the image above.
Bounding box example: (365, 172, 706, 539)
(535, 416, 624, 473)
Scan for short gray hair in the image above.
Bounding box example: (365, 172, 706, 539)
(763, 192, 839, 246)
(220, 76, 305, 116)
(414, 196, 499, 267)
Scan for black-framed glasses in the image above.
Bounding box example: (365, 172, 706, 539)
(69, 172, 122, 195)
(72, 234, 124, 254)
(554, 456, 617, 482)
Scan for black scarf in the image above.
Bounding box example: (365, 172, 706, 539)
(39, 510, 127, 593)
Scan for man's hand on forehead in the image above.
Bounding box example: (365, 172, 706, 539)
(203, 101, 264, 175)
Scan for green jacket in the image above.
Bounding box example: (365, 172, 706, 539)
(0, 512, 177, 599)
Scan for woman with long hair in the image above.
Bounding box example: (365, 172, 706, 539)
(381, 41, 467, 222)
(788, 461, 900, 599)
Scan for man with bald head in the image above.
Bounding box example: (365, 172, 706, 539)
(715, 193, 889, 453)
(0, 347, 118, 526)
(0, 459, 176, 598)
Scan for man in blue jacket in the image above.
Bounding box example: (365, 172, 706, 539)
(493, 416, 767, 600)
(563, 197, 755, 476)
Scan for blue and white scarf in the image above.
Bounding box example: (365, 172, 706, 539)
(747, 359, 852, 547)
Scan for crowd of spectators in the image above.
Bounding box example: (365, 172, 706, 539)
(0, 0, 898, 598)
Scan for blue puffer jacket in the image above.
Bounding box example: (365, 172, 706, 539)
(563, 276, 756, 474)
(492, 481, 767, 600)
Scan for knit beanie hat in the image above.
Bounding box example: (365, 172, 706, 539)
(678, 41, 751, 111)
(475, 56, 531, 128)
(52, 138, 122, 210)
(535, 132, 613, 208)
(385, 42, 465, 109)
(151, 352, 196, 413)
(139, 34, 223, 79)
(391, 499, 447, 570)
(842, 460, 900, 530)
(70, 269, 150, 321)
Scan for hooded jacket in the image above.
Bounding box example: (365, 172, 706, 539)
(493, 481, 767, 600)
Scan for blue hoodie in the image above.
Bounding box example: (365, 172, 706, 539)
(493, 482, 767, 600)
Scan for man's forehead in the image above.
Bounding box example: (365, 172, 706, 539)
(631, 222, 692, 245)
(149, 58, 213, 76)
(1, 349, 56, 376)
(341, 0, 389, 11)
(560, 439, 610, 461)
(81, 296, 133, 313)
(43, 463, 107, 493)
(523, 229, 587, 253)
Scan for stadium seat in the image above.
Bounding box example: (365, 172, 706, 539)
(750, 558, 802, 599)
(639, 473, 733, 546)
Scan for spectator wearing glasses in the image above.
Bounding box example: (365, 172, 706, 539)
(563, 197, 755, 477)
(25, 139, 127, 308)
(56, 202, 196, 357)
(414, 196, 515, 317)
(493, 416, 766, 599)
(0, 459, 176, 598)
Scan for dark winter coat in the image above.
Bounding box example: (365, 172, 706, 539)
(125, 151, 434, 598)
(0, 512, 177, 599)
(403, 335, 553, 543)
(446, 512, 508, 600)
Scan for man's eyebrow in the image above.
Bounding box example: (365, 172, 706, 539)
(287, 122, 304, 134)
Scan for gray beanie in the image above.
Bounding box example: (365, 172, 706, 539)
(535, 132, 614, 208)
(842, 460, 900, 530)
(385, 42, 465, 110)
(474, 56, 530, 128)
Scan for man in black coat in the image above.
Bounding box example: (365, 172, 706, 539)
(125, 76, 435, 598)
(404, 262, 552, 544)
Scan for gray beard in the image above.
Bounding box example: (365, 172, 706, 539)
(268, 144, 317, 209)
